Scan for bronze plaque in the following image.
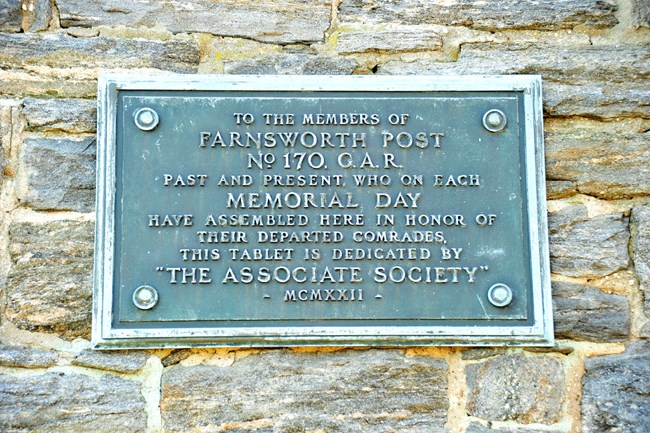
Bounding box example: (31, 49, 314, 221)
(93, 75, 553, 348)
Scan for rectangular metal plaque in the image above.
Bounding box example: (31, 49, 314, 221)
(93, 74, 553, 348)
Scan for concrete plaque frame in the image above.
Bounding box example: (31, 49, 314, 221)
(93, 74, 553, 348)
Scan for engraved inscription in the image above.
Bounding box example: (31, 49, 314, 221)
(109, 85, 543, 328)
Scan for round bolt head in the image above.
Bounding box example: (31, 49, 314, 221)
(134, 107, 159, 131)
(487, 283, 513, 307)
(482, 109, 507, 133)
(133, 285, 159, 310)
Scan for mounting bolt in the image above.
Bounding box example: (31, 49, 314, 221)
(133, 285, 158, 310)
(482, 109, 507, 133)
(134, 107, 159, 131)
(487, 283, 513, 307)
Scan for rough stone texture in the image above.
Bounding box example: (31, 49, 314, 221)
(0, 32, 199, 98)
(72, 350, 148, 373)
(0, 0, 21, 32)
(632, 206, 650, 316)
(378, 44, 650, 119)
(6, 219, 94, 339)
(0, 343, 58, 368)
(225, 53, 357, 75)
(466, 422, 561, 433)
(58, 0, 331, 44)
(545, 120, 650, 199)
(21, 0, 51, 32)
(548, 205, 629, 277)
(0, 32, 199, 72)
(162, 350, 449, 432)
(339, 0, 618, 30)
(552, 281, 629, 342)
(0, 371, 147, 432)
(18, 137, 95, 212)
(160, 349, 192, 367)
(23, 98, 96, 133)
(632, 0, 650, 28)
(466, 354, 565, 424)
(0, 99, 21, 182)
(582, 341, 650, 433)
(337, 27, 442, 53)
(641, 323, 650, 339)
(461, 348, 499, 361)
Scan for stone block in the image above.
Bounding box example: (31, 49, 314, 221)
(377, 44, 650, 119)
(0, 33, 199, 98)
(21, 0, 51, 32)
(632, 206, 650, 316)
(548, 205, 629, 278)
(582, 341, 650, 432)
(162, 350, 448, 432)
(225, 53, 357, 75)
(337, 26, 442, 53)
(543, 83, 650, 119)
(632, 0, 650, 28)
(466, 421, 561, 432)
(466, 354, 565, 424)
(0, 100, 21, 182)
(160, 349, 191, 367)
(0, 0, 21, 32)
(18, 137, 95, 212)
(6, 219, 94, 339)
(0, 371, 146, 432)
(545, 119, 650, 199)
(0, 33, 199, 72)
(23, 98, 96, 133)
(72, 350, 148, 373)
(552, 281, 629, 342)
(0, 343, 58, 368)
(58, 0, 331, 44)
(339, 0, 618, 30)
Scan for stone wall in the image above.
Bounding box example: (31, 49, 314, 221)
(0, 0, 649, 432)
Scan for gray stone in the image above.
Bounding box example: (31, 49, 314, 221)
(18, 137, 95, 212)
(543, 83, 650, 119)
(72, 349, 147, 373)
(225, 53, 357, 75)
(160, 349, 191, 367)
(641, 323, 650, 339)
(466, 421, 561, 432)
(58, 0, 331, 44)
(0, 371, 146, 432)
(0, 72, 98, 99)
(65, 26, 99, 38)
(552, 281, 629, 342)
(162, 350, 448, 432)
(6, 219, 94, 339)
(340, 0, 618, 30)
(460, 348, 500, 361)
(0, 100, 21, 182)
(466, 354, 565, 424)
(524, 345, 574, 355)
(0, 0, 21, 32)
(545, 120, 650, 199)
(23, 98, 96, 133)
(21, 0, 51, 32)
(0, 343, 58, 368)
(582, 341, 650, 433)
(377, 44, 650, 119)
(0, 33, 199, 72)
(632, 0, 650, 28)
(337, 27, 442, 54)
(548, 205, 629, 278)
(632, 206, 650, 316)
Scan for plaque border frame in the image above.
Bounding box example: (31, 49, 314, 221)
(93, 74, 553, 348)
